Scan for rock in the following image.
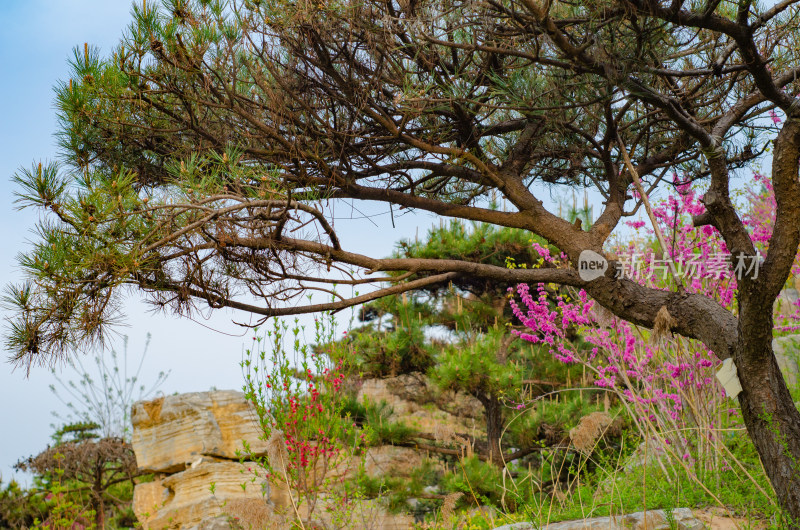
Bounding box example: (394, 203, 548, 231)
(437, 389, 484, 420)
(494, 508, 705, 530)
(131, 390, 413, 529)
(469, 505, 497, 521)
(358, 372, 481, 418)
(693, 506, 765, 529)
(383, 372, 433, 403)
(132, 460, 281, 530)
(362, 445, 424, 478)
(623, 440, 668, 473)
(491, 508, 704, 529)
(195, 518, 231, 530)
(772, 335, 800, 387)
(357, 375, 484, 437)
(358, 378, 417, 415)
(132, 390, 268, 473)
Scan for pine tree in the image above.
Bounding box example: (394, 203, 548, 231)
(348, 221, 582, 467)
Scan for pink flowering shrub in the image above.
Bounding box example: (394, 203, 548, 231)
(510, 176, 800, 472)
(617, 173, 800, 325)
(618, 176, 737, 305)
(509, 281, 721, 468)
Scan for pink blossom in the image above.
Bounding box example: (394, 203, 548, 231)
(507, 173, 800, 470)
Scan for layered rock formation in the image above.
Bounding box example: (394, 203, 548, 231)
(131, 390, 413, 529)
(132, 390, 268, 474)
(356, 372, 484, 440)
(131, 390, 280, 529)
(133, 460, 279, 530)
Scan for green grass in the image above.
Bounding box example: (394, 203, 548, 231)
(439, 428, 789, 530)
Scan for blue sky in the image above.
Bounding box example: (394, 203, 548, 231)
(1, 0, 136, 483)
(0, 0, 433, 483)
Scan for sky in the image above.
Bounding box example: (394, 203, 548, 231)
(0, 0, 436, 484)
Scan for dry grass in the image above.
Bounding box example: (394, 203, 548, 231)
(441, 492, 463, 521)
(266, 430, 289, 474)
(652, 305, 677, 343)
(569, 411, 614, 454)
(226, 498, 287, 530)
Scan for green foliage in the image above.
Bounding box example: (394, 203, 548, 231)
(7, 0, 800, 523)
(391, 221, 552, 310)
(240, 313, 372, 526)
(361, 400, 418, 446)
(441, 456, 503, 507)
(515, 433, 783, 528)
(429, 328, 524, 397)
(339, 221, 609, 479)
(395, 221, 545, 271)
(15, 427, 139, 530)
(32, 454, 97, 530)
(345, 302, 434, 377)
(0, 479, 49, 529)
(357, 460, 445, 515)
(50, 421, 101, 445)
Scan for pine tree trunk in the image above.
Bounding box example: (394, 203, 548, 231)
(482, 395, 506, 468)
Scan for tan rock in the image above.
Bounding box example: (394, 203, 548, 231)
(131, 390, 413, 530)
(362, 445, 424, 478)
(358, 375, 484, 439)
(382, 372, 432, 403)
(436, 389, 484, 420)
(133, 480, 169, 524)
(132, 390, 267, 473)
(357, 378, 418, 415)
(694, 507, 768, 529)
(133, 460, 277, 530)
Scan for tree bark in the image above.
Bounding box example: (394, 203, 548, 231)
(93, 463, 105, 530)
(737, 347, 800, 525)
(736, 296, 800, 526)
(478, 394, 506, 468)
(732, 114, 800, 526)
(92, 493, 105, 530)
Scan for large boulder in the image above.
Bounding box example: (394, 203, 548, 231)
(132, 390, 268, 473)
(357, 374, 483, 435)
(362, 445, 425, 478)
(131, 390, 412, 529)
(772, 334, 800, 388)
(133, 460, 284, 530)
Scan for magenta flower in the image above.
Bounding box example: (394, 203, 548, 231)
(507, 173, 799, 471)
